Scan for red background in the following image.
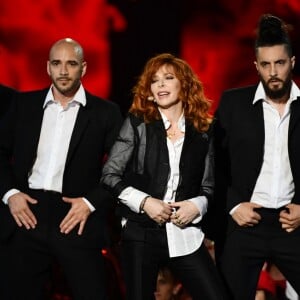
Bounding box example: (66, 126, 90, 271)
(1, 0, 300, 114)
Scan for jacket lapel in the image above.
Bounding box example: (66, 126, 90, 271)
(25, 91, 47, 167)
(289, 97, 300, 136)
(251, 100, 265, 146)
(182, 122, 197, 147)
(65, 103, 91, 166)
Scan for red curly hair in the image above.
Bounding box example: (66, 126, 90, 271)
(130, 53, 212, 132)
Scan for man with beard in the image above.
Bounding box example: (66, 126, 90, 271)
(214, 14, 300, 300)
(0, 38, 122, 299)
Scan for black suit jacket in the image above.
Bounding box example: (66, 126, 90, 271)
(0, 84, 18, 242)
(0, 84, 17, 119)
(214, 84, 300, 237)
(0, 88, 123, 241)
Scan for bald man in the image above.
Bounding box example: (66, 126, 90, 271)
(0, 38, 122, 300)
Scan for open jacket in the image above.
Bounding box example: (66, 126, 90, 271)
(215, 84, 300, 212)
(0, 88, 123, 241)
(213, 84, 300, 240)
(101, 113, 214, 227)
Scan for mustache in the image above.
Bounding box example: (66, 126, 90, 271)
(268, 77, 283, 84)
(57, 77, 71, 80)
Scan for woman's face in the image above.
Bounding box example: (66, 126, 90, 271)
(150, 65, 182, 110)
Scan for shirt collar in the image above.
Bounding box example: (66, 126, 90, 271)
(253, 81, 300, 105)
(159, 109, 186, 133)
(43, 84, 87, 108)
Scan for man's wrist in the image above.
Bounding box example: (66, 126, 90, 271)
(2, 189, 20, 205)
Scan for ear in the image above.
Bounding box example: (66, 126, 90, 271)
(81, 61, 87, 77)
(254, 61, 258, 72)
(47, 61, 51, 76)
(291, 56, 296, 69)
(172, 283, 182, 295)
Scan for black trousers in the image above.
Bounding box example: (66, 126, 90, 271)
(7, 189, 107, 300)
(121, 220, 228, 300)
(0, 241, 12, 299)
(219, 207, 300, 300)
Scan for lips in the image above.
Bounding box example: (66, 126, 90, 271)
(157, 91, 169, 96)
(269, 79, 282, 84)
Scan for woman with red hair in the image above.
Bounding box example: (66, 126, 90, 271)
(101, 53, 228, 299)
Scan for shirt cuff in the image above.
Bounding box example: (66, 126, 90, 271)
(82, 197, 96, 212)
(229, 203, 241, 215)
(2, 189, 20, 205)
(118, 187, 150, 213)
(188, 196, 208, 224)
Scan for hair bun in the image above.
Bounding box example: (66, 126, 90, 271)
(259, 14, 282, 32)
(256, 14, 290, 47)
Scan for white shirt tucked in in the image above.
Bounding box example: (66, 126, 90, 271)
(3, 85, 95, 211)
(28, 88, 83, 191)
(250, 81, 300, 208)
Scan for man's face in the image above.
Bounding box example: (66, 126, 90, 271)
(47, 43, 86, 97)
(154, 270, 182, 300)
(255, 44, 295, 100)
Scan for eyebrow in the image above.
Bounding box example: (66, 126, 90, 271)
(50, 59, 79, 64)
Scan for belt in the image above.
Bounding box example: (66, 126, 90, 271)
(29, 188, 61, 195)
(254, 206, 288, 214)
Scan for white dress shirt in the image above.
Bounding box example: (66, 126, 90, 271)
(3, 85, 95, 211)
(119, 111, 208, 257)
(250, 81, 300, 208)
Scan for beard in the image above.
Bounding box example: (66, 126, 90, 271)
(261, 74, 292, 100)
(52, 77, 81, 96)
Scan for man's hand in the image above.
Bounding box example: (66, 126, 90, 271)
(8, 192, 38, 229)
(60, 197, 92, 235)
(143, 197, 172, 225)
(170, 201, 200, 227)
(231, 202, 262, 227)
(279, 204, 300, 232)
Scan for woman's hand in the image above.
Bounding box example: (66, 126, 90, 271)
(170, 201, 200, 227)
(143, 197, 172, 225)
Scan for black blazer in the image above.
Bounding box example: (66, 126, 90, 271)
(215, 84, 300, 214)
(0, 88, 123, 241)
(0, 84, 17, 119)
(101, 113, 214, 234)
(0, 84, 18, 241)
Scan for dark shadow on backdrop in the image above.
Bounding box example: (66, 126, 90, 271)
(109, 0, 182, 115)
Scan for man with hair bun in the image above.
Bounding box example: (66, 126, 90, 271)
(214, 14, 300, 299)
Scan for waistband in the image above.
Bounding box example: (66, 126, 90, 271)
(254, 206, 288, 214)
(28, 188, 61, 196)
(127, 218, 166, 230)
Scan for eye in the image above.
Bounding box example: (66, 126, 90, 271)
(69, 61, 79, 66)
(51, 61, 59, 66)
(166, 75, 174, 80)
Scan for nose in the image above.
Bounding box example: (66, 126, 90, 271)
(158, 80, 164, 87)
(270, 63, 278, 77)
(60, 64, 68, 75)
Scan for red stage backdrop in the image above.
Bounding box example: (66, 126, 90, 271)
(0, 0, 299, 112)
(0, 0, 126, 98)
